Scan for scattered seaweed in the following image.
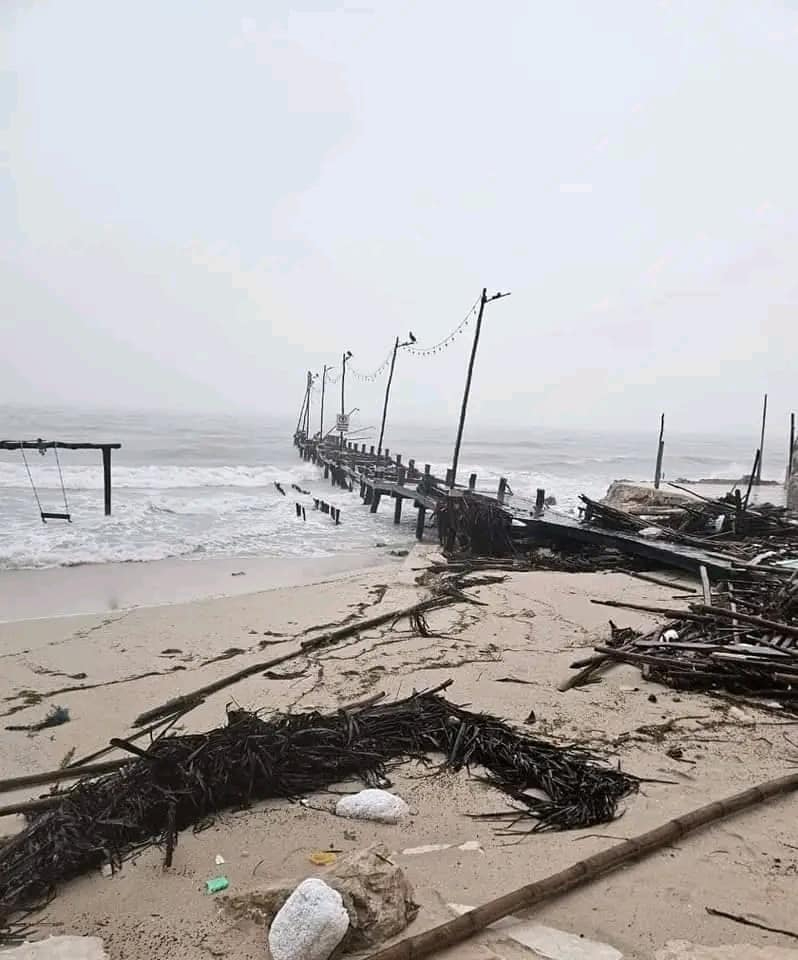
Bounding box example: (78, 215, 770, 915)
(0, 685, 637, 935)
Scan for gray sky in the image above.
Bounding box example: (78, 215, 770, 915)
(2, 0, 797, 434)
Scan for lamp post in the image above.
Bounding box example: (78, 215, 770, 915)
(450, 288, 511, 486)
(340, 350, 352, 448)
(377, 333, 416, 459)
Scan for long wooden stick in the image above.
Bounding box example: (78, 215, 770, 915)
(365, 771, 798, 960)
(133, 596, 457, 726)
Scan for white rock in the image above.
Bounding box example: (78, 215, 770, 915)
(446, 907, 621, 959)
(335, 789, 409, 823)
(505, 923, 622, 960)
(268, 878, 349, 960)
(1, 937, 109, 959)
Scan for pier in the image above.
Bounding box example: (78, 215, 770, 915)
(294, 433, 516, 541)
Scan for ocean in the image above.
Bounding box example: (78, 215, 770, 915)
(0, 405, 788, 570)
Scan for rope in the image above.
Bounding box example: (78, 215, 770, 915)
(53, 446, 70, 516)
(19, 446, 45, 518)
(405, 296, 480, 356)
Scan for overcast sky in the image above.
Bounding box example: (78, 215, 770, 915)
(2, 1, 797, 434)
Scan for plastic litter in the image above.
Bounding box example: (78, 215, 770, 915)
(205, 876, 229, 894)
(309, 850, 338, 866)
(268, 878, 349, 960)
(335, 789, 409, 823)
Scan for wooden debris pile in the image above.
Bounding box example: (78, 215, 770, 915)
(586, 571, 798, 710)
(0, 687, 638, 935)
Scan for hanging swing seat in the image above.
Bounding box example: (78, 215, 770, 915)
(18, 444, 72, 523)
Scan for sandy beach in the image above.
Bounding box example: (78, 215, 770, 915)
(1, 549, 796, 959)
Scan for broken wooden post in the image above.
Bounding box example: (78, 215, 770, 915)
(497, 477, 507, 503)
(468, 473, 477, 490)
(370, 445, 375, 456)
(361, 443, 366, 454)
(445, 468, 455, 487)
(408, 458, 416, 478)
(756, 393, 768, 485)
(654, 413, 665, 489)
(415, 505, 426, 540)
(535, 488, 545, 516)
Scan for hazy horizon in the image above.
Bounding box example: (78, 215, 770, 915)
(3, 1, 797, 436)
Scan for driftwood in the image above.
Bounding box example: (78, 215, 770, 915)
(133, 596, 459, 726)
(365, 770, 798, 960)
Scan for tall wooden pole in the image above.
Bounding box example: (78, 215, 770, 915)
(320, 365, 328, 439)
(295, 379, 309, 436)
(653, 413, 665, 489)
(377, 338, 400, 459)
(756, 393, 767, 485)
(787, 412, 795, 483)
(340, 352, 349, 449)
(303, 370, 313, 437)
(450, 289, 487, 486)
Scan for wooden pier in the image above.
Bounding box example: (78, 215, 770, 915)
(295, 433, 747, 577)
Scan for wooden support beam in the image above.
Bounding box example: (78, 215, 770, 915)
(370, 491, 382, 513)
(415, 505, 426, 540)
(102, 446, 112, 516)
(497, 477, 507, 503)
(394, 496, 403, 524)
(364, 485, 373, 505)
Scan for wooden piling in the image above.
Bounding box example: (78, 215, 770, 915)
(370, 491, 382, 513)
(415, 505, 426, 540)
(408, 458, 416, 478)
(102, 446, 112, 516)
(445, 468, 455, 487)
(756, 393, 767, 485)
(468, 473, 477, 490)
(394, 496, 403, 524)
(535, 488, 545, 515)
(654, 413, 665, 489)
(497, 477, 507, 503)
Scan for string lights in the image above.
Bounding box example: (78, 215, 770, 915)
(404, 297, 480, 356)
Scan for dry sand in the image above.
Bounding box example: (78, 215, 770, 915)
(1, 550, 796, 959)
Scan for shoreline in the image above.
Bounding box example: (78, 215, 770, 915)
(0, 548, 402, 623)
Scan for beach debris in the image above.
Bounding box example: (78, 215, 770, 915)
(206, 876, 229, 894)
(274, 482, 286, 496)
(655, 942, 798, 960)
(6, 705, 70, 734)
(0, 685, 639, 932)
(231, 571, 245, 577)
(588, 568, 798, 710)
(364, 771, 798, 960)
(214, 854, 225, 866)
(0, 936, 109, 959)
(447, 906, 622, 960)
(309, 851, 338, 866)
(402, 840, 482, 856)
(268, 878, 349, 960)
(705, 906, 798, 941)
(336, 789, 409, 824)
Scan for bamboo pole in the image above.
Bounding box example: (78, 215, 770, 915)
(365, 770, 798, 960)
